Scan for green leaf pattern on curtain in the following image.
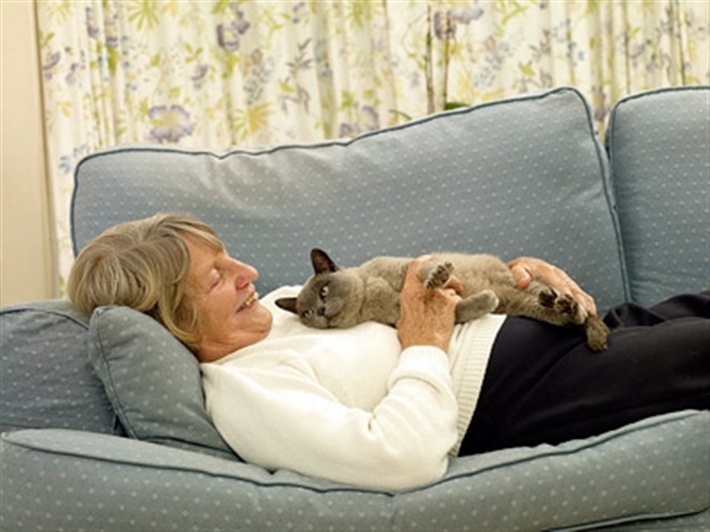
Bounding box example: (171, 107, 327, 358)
(35, 0, 708, 290)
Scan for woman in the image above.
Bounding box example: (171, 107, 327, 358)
(68, 213, 709, 490)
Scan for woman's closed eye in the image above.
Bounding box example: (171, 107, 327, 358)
(208, 269, 223, 291)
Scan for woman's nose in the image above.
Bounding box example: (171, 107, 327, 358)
(233, 260, 258, 289)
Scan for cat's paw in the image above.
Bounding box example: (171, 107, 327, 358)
(425, 261, 454, 290)
(476, 289, 500, 313)
(538, 287, 558, 308)
(556, 293, 579, 316)
(539, 288, 585, 325)
(557, 294, 586, 324)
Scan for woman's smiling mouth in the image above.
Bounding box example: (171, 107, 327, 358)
(238, 292, 259, 312)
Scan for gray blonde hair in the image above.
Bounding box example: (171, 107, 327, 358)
(67, 213, 224, 351)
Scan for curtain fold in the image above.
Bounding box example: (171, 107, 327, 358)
(35, 0, 708, 290)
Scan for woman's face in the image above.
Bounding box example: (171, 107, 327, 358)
(183, 236, 273, 362)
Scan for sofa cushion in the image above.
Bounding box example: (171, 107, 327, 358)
(607, 86, 709, 307)
(72, 87, 627, 312)
(87, 305, 238, 461)
(0, 300, 119, 434)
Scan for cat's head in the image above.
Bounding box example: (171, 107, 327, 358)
(275, 248, 364, 328)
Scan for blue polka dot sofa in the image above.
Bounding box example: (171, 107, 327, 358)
(1, 86, 708, 530)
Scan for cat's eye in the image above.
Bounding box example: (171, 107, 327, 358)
(320, 285, 329, 298)
(303, 309, 314, 318)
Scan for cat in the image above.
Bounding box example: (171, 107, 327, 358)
(275, 248, 610, 351)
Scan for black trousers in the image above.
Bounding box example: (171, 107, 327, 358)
(459, 291, 710, 455)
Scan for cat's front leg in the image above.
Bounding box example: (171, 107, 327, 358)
(539, 288, 609, 350)
(535, 285, 587, 325)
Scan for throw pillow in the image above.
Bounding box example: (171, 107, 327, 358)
(87, 305, 238, 461)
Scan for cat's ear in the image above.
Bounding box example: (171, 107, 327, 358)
(311, 248, 339, 274)
(275, 297, 299, 314)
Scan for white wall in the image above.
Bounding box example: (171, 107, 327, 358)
(1, 1, 56, 305)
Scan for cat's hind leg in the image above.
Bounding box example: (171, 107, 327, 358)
(420, 261, 501, 324)
(456, 290, 500, 323)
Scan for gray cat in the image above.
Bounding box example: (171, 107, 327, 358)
(275, 249, 610, 351)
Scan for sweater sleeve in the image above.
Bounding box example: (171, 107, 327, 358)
(201, 345, 458, 491)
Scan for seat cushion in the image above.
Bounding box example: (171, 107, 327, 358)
(1, 410, 707, 529)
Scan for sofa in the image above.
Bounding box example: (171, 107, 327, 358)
(1, 86, 707, 530)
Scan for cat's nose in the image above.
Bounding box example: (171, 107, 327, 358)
(317, 307, 326, 316)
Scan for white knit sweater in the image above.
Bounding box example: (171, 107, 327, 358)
(200, 286, 506, 491)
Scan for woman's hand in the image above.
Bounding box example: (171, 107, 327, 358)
(508, 256, 597, 316)
(396, 256, 462, 352)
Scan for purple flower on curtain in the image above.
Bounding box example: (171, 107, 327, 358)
(191, 64, 209, 89)
(409, 71, 422, 89)
(451, 6, 484, 24)
(59, 144, 91, 175)
(314, 39, 333, 80)
(591, 86, 611, 124)
(339, 104, 379, 138)
(85, 7, 99, 38)
(474, 37, 512, 89)
(233, 10, 250, 34)
(434, 12, 456, 40)
(65, 63, 82, 85)
(59, 155, 73, 174)
(552, 18, 572, 44)
(244, 51, 274, 106)
(565, 42, 585, 66)
(434, 5, 483, 39)
(217, 10, 251, 52)
(148, 105, 196, 144)
(43, 51, 61, 81)
(217, 24, 239, 52)
(292, 2, 307, 24)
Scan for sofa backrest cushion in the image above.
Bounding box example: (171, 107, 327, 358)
(88, 305, 239, 461)
(0, 300, 119, 434)
(72, 87, 626, 312)
(607, 86, 709, 307)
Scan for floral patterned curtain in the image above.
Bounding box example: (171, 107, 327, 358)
(36, 0, 708, 290)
